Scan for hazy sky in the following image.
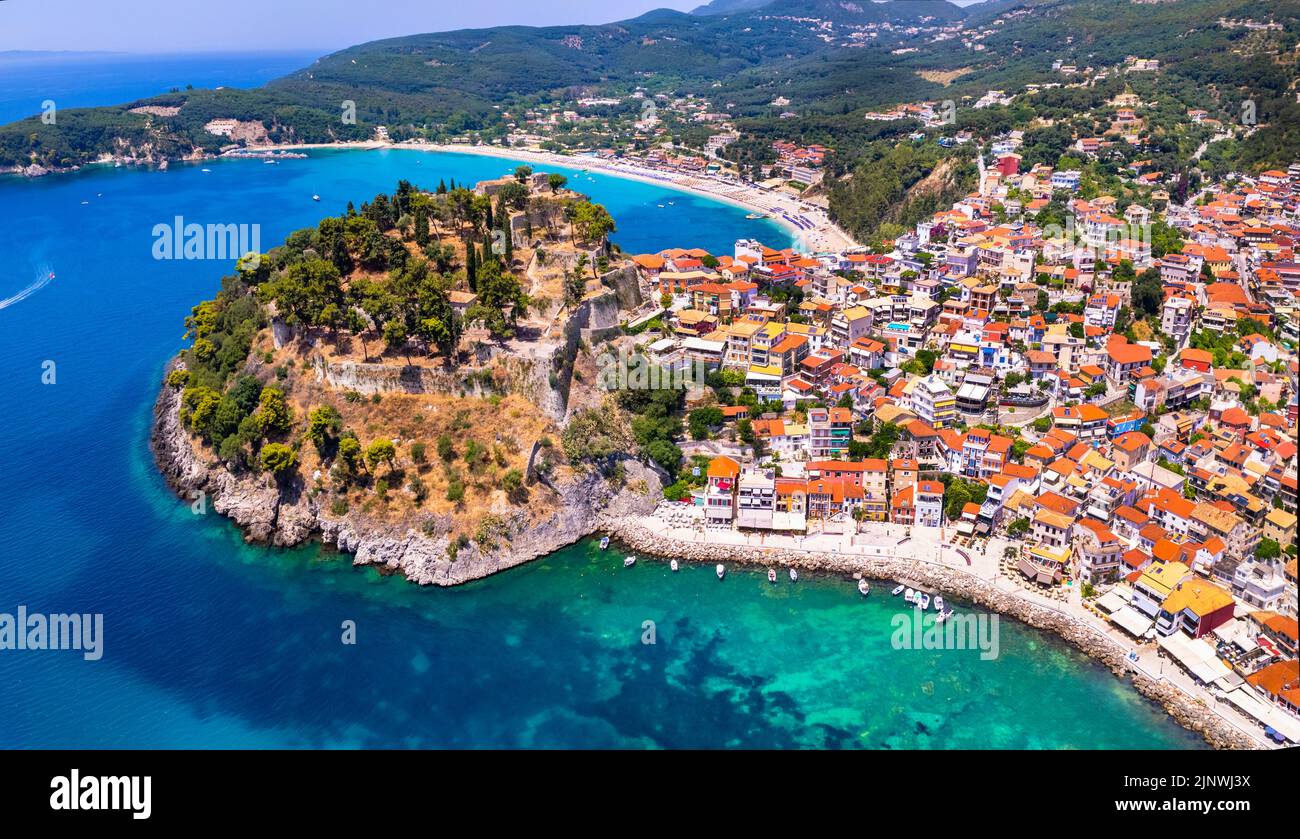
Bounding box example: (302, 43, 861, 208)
(0, 0, 704, 53)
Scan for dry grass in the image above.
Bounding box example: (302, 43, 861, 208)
(916, 67, 974, 86)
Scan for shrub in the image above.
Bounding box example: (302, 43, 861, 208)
(259, 443, 297, 475)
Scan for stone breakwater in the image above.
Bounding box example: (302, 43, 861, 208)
(151, 359, 662, 586)
(603, 517, 1260, 751)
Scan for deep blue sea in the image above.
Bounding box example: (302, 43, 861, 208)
(0, 51, 319, 124)
(0, 61, 1207, 747)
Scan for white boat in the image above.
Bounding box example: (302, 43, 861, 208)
(935, 595, 945, 613)
(904, 588, 915, 603)
(599, 535, 610, 550)
(936, 609, 954, 624)
(789, 568, 798, 582)
(918, 593, 931, 610)
(858, 579, 870, 596)
(312, 194, 321, 201)
(670, 559, 679, 572)
(716, 564, 725, 580)
(891, 584, 905, 596)
(623, 555, 636, 568)
(201, 168, 211, 173)
(767, 568, 777, 583)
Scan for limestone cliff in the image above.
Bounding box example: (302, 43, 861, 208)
(151, 359, 663, 585)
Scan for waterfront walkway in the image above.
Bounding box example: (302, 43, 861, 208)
(631, 504, 1279, 749)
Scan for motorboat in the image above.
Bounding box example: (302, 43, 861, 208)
(670, 559, 679, 572)
(599, 536, 610, 550)
(934, 595, 945, 613)
(768, 569, 777, 584)
(918, 593, 932, 610)
(789, 568, 798, 582)
(858, 579, 870, 596)
(904, 588, 915, 603)
(891, 584, 905, 596)
(312, 194, 321, 201)
(936, 609, 954, 624)
(623, 555, 636, 568)
(716, 564, 725, 580)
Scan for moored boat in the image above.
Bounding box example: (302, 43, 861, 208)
(936, 609, 954, 623)
(716, 564, 725, 580)
(904, 588, 915, 603)
(858, 579, 870, 596)
(891, 584, 905, 596)
(768, 569, 777, 584)
(935, 595, 945, 613)
(670, 559, 679, 572)
(789, 568, 798, 582)
(599, 535, 610, 550)
(623, 555, 636, 568)
(918, 593, 931, 610)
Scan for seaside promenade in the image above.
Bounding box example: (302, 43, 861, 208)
(615, 503, 1278, 750)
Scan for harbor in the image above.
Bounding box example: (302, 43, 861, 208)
(601, 506, 1275, 750)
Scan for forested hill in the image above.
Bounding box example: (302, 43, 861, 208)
(1, 0, 1297, 174)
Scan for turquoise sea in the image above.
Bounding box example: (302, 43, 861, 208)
(0, 143, 1208, 748)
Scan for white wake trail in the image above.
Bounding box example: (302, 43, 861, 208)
(0, 266, 55, 311)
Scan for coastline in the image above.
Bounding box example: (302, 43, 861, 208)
(600, 513, 1269, 751)
(4, 137, 857, 254)
(150, 352, 1266, 750)
(247, 139, 857, 252)
(149, 357, 664, 587)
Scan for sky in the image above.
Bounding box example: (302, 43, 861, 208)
(0, 0, 705, 53)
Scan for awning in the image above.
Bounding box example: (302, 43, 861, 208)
(1158, 633, 1233, 684)
(1224, 687, 1300, 744)
(770, 512, 806, 532)
(1017, 557, 1039, 579)
(1110, 606, 1154, 637)
(1096, 589, 1129, 614)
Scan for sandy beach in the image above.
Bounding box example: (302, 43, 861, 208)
(244, 139, 860, 253)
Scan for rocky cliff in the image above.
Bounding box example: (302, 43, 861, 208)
(151, 358, 663, 585)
